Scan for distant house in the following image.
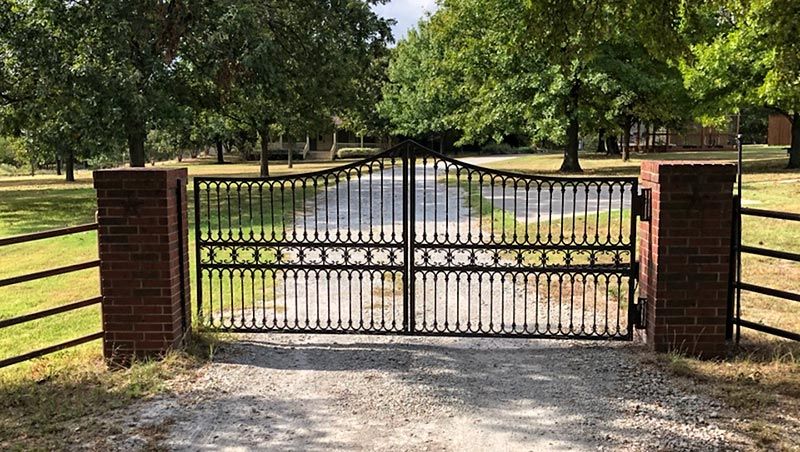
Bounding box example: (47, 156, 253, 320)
(768, 114, 792, 146)
(265, 117, 392, 161)
(627, 119, 736, 152)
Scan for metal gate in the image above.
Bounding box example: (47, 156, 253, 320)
(195, 141, 644, 340)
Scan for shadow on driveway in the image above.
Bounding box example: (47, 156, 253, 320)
(132, 335, 743, 451)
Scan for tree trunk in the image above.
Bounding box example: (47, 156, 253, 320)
(65, 148, 75, 182)
(56, 154, 62, 175)
(789, 113, 800, 169)
(216, 139, 225, 164)
(259, 127, 270, 177)
(559, 85, 582, 172)
(636, 121, 641, 152)
(606, 135, 620, 155)
(127, 118, 146, 167)
(596, 129, 606, 154)
(622, 116, 632, 162)
(287, 138, 294, 169)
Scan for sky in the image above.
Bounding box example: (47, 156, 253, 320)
(373, 0, 439, 41)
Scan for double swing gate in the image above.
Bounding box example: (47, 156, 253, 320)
(195, 141, 645, 340)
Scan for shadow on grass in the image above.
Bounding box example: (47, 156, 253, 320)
(0, 188, 98, 235)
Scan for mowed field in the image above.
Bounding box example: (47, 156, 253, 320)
(0, 145, 797, 376)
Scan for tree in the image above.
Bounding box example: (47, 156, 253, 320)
(593, 35, 692, 161)
(192, 0, 392, 177)
(681, 0, 800, 168)
(67, 1, 208, 167)
(379, 19, 463, 142)
(382, 0, 683, 172)
(0, 0, 123, 180)
(341, 39, 392, 148)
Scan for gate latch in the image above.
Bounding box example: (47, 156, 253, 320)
(633, 188, 652, 221)
(633, 297, 647, 329)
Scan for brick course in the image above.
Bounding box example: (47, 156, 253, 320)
(94, 168, 190, 364)
(638, 161, 736, 358)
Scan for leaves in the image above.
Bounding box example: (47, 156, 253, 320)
(682, 0, 800, 119)
(380, 0, 689, 153)
(1, 0, 392, 171)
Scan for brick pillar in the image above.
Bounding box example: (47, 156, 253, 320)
(93, 168, 190, 364)
(639, 161, 736, 358)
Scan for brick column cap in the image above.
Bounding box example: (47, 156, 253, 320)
(640, 161, 736, 183)
(93, 167, 188, 189)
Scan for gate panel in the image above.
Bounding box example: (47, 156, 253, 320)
(195, 149, 408, 333)
(195, 142, 639, 339)
(410, 152, 638, 339)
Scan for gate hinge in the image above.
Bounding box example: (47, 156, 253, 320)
(633, 188, 652, 221)
(633, 297, 647, 329)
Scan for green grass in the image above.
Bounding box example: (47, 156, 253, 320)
(652, 346, 800, 450)
(0, 331, 219, 450)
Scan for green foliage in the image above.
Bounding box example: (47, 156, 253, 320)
(680, 0, 800, 167)
(340, 37, 393, 141)
(0, 0, 124, 175)
(380, 0, 688, 171)
(1, 0, 391, 175)
(190, 0, 392, 176)
(379, 19, 462, 138)
(0, 135, 26, 166)
(680, 0, 800, 117)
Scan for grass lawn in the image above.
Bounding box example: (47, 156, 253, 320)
(0, 146, 797, 448)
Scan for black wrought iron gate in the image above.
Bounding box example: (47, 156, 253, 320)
(195, 141, 643, 340)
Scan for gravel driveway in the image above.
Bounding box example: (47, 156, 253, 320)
(105, 334, 748, 451)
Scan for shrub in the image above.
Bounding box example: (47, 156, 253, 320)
(480, 142, 535, 155)
(336, 147, 382, 159)
(0, 136, 27, 167)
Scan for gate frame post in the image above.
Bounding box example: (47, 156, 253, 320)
(637, 161, 737, 358)
(94, 168, 191, 365)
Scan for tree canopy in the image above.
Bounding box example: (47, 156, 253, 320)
(680, 0, 800, 167)
(3, 0, 800, 175)
(1, 0, 392, 177)
(380, 0, 689, 171)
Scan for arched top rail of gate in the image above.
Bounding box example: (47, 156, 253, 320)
(192, 140, 638, 185)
